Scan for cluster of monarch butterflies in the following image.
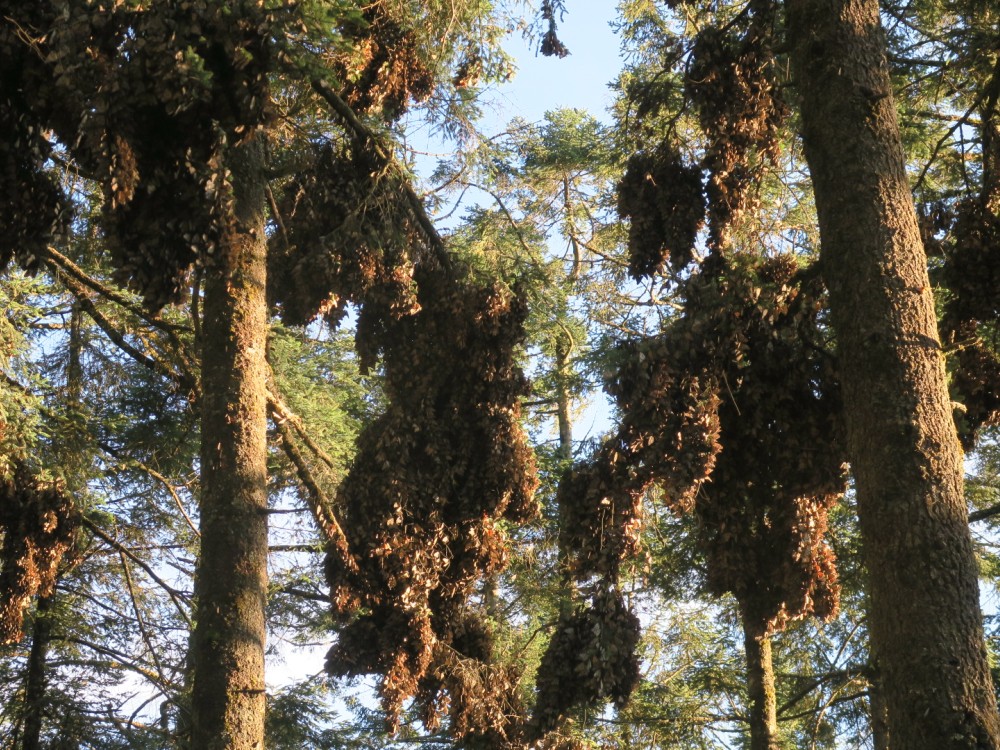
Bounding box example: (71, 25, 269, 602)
(323, 268, 540, 746)
(935, 199, 1000, 447)
(685, 17, 788, 247)
(543, 3, 845, 712)
(0, 464, 78, 645)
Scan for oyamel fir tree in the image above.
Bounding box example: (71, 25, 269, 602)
(787, 0, 1000, 745)
(0, 2, 534, 749)
(595, 0, 1000, 746)
(1, 5, 289, 747)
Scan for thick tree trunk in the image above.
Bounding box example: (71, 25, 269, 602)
(190, 134, 270, 750)
(787, 0, 1000, 747)
(743, 617, 780, 750)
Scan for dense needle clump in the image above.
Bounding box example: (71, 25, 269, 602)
(0, 464, 78, 644)
(325, 267, 539, 745)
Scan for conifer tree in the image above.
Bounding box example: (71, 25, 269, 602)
(1, 3, 530, 748)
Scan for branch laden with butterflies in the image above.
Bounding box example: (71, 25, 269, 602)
(535, 1, 847, 735)
(270, 62, 544, 750)
(324, 267, 539, 746)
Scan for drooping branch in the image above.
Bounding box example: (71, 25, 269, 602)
(269, 407, 358, 579)
(266, 389, 338, 472)
(41, 246, 192, 341)
(98, 443, 199, 539)
(969, 501, 1000, 524)
(53, 269, 196, 396)
(80, 516, 191, 627)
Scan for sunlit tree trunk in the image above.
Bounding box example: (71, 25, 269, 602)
(190, 134, 270, 750)
(554, 328, 581, 619)
(743, 615, 780, 750)
(555, 330, 574, 464)
(787, 0, 1000, 745)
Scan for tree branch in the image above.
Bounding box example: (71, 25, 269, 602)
(970, 502, 1000, 524)
(309, 77, 454, 274)
(81, 516, 192, 625)
(267, 394, 358, 578)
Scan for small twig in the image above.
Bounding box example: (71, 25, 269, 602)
(118, 553, 171, 694)
(265, 182, 292, 251)
(914, 86, 993, 192)
(101, 445, 200, 538)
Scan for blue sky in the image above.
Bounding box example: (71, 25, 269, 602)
(406, 4, 623, 168)
(482, 4, 623, 127)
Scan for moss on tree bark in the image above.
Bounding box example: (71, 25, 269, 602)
(190, 134, 270, 750)
(787, 0, 1000, 746)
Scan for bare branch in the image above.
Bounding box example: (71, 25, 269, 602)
(81, 516, 192, 626)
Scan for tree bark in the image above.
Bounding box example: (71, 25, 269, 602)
(743, 617, 781, 750)
(869, 667, 891, 750)
(787, 0, 1000, 746)
(554, 329, 581, 618)
(555, 330, 574, 465)
(20, 593, 53, 750)
(190, 134, 270, 750)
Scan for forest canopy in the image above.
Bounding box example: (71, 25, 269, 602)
(1, 1, 999, 749)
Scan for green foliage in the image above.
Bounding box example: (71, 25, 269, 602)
(0, 273, 49, 470)
(270, 324, 372, 473)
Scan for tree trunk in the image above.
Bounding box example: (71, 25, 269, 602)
(19, 303, 83, 749)
(869, 668, 891, 750)
(555, 330, 574, 465)
(554, 328, 581, 618)
(190, 134, 270, 750)
(743, 617, 780, 750)
(787, 0, 1000, 746)
(20, 593, 53, 750)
